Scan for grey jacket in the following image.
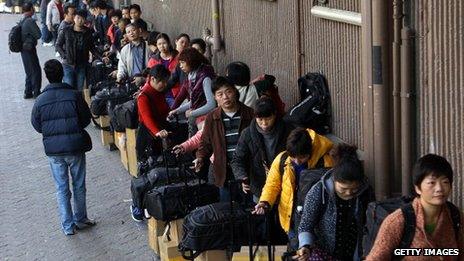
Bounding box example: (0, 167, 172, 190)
(298, 170, 375, 260)
(116, 40, 151, 81)
(21, 15, 41, 50)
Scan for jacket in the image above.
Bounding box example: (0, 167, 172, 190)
(298, 170, 375, 260)
(237, 84, 259, 109)
(366, 198, 464, 261)
(21, 15, 41, 50)
(117, 40, 151, 81)
(46, 0, 61, 27)
(169, 65, 188, 105)
(196, 103, 255, 187)
(147, 51, 180, 96)
(259, 129, 334, 232)
(94, 14, 110, 45)
(231, 118, 292, 197)
(137, 82, 170, 136)
(31, 83, 92, 156)
(56, 26, 96, 66)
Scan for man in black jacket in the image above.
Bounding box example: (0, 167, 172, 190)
(31, 59, 95, 236)
(231, 96, 292, 201)
(56, 9, 98, 91)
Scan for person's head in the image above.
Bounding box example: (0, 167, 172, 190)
(129, 4, 142, 20)
(178, 47, 209, 73)
(331, 144, 364, 200)
(175, 33, 190, 53)
(226, 61, 251, 86)
(191, 38, 207, 55)
(125, 23, 141, 42)
(254, 75, 277, 97)
(44, 59, 64, 83)
(147, 31, 160, 52)
(22, 2, 34, 14)
(286, 128, 312, 165)
(133, 19, 148, 35)
(212, 76, 239, 112)
(149, 64, 171, 92)
(155, 33, 174, 55)
(413, 154, 453, 206)
(89, 0, 105, 14)
(121, 6, 130, 19)
(255, 96, 277, 132)
(63, 3, 76, 22)
(74, 9, 87, 28)
(118, 18, 130, 32)
(109, 9, 122, 25)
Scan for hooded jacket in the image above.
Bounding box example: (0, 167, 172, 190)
(259, 129, 334, 232)
(298, 170, 375, 260)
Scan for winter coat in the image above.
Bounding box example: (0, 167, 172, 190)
(298, 170, 375, 260)
(31, 83, 92, 156)
(55, 26, 96, 66)
(46, 0, 61, 27)
(259, 129, 334, 232)
(147, 51, 180, 96)
(231, 118, 292, 197)
(137, 81, 170, 137)
(21, 15, 41, 50)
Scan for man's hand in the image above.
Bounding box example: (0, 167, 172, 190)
(132, 76, 145, 87)
(252, 202, 269, 215)
(193, 158, 203, 173)
(155, 129, 169, 139)
(185, 109, 192, 118)
(292, 246, 310, 261)
(47, 25, 53, 32)
(109, 70, 118, 79)
(172, 144, 185, 155)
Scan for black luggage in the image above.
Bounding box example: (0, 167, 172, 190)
(178, 202, 250, 259)
(89, 79, 115, 97)
(284, 72, 331, 134)
(111, 99, 139, 131)
(87, 59, 113, 87)
(90, 86, 131, 116)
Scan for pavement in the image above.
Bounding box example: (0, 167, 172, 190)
(0, 14, 155, 261)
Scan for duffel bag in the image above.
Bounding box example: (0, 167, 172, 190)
(90, 89, 110, 116)
(112, 99, 139, 130)
(90, 79, 115, 97)
(144, 182, 219, 221)
(179, 202, 250, 259)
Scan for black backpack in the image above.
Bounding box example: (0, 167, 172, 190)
(362, 197, 462, 257)
(283, 73, 331, 134)
(9, 21, 23, 53)
(111, 99, 139, 131)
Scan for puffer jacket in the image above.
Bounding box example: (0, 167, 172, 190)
(231, 118, 292, 198)
(259, 129, 334, 232)
(31, 83, 92, 156)
(298, 170, 375, 260)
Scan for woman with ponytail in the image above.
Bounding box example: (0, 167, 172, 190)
(295, 144, 375, 261)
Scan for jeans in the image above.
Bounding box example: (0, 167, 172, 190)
(63, 63, 87, 91)
(40, 23, 52, 43)
(20, 47, 41, 95)
(48, 153, 88, 232)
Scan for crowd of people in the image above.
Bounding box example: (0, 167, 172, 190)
(21, 0, 463, 260)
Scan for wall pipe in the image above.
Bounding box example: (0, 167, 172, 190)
(203, 0, 222, 52)
(371, 0, 391, 200)
(310, 6, 362, 26)
(400, 27, 414, 195)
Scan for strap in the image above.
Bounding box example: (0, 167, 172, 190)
(446, 202, 461, 241)
(399, 204, 416, 249)
(239, 85, 250, 103)
(279, 152, 289, 176)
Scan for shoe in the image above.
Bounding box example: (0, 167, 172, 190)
(23, 93, 33, 99)
(33, 91, 41, 98)
(75, 218, 96, 230)
(144, 208, 151, 219)
(130, 205, 144, 222)
(55, 52, 60, 57)
(63, 227, 76, 236)
(43, 42, 53, 47)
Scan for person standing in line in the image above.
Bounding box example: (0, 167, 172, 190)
(20, 2, 42, 99)
(31, 59, 95, 236)
(57, 3, 75, 37)
(46, 0, 63, 45)
(40, 0, 52, 46)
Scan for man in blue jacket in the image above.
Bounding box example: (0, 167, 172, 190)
(31, 59, 95, 236)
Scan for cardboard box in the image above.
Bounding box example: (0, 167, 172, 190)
(159, 219, 184, 245)
(98, 116, 114, 147)
(114, 131, 128, 170)
(83, 88, 91, 107)
(196, 250, 229, 261)
(158, 236, 188, 261)
(148, 218, 167, 255)
(231, 246, 287, 261)
(125, 128, 138, 177)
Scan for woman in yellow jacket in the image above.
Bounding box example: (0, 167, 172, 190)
(253, 127, 334, 249)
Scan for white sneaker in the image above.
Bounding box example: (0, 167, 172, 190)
(55, 52, 60, 57)
(43, 42, 53, 47)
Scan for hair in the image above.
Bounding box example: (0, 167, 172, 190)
(226, 61, 251, 86)
(118, 18, 130, 26)
(331, 144, 364, 183)
(175, 33, 191, 42)
(149, 64, 171, 82)
(90, 0, 106, 9)
(64, 3, 76, 15)
(109, 9, 122, 19)
(129, 4, 141, 13)
(155, 33, 175, 53)
(147, 31, 160, 46)
(255, 96, 276, 118)
(286, 127, 312, 158)
(212, 76, 236, 94)
(126, 22, 140, 31)
(22, 2, 33, 12)
(413, 154, 454, 187)
(178, 47, 210, 71)
(133, 19, 147, 32)
(190, 38, 206, 54)
(75, 9, 88, 19)
(44, 59, 63, 83)
(121, 6, 130, 11)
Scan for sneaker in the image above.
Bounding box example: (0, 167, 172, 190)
(23, 93, 33, 99)
(43, 42, 53, 47)
(130, 205, 144, 222)
(144, 208, 151, 219)
(75, 218, 96, 230)
(64, 228, 76, 236)
(55, 52, 60, 57)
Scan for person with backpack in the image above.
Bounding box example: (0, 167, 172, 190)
(366, 154, 463, 261)
(231, 96, 292, 202)
(226, 61, 259, 109)
(18, 2, 42, 99)
(131, 64, 172, 222)
(252, 127, 334, 249)
(31, 59, 95, 235)
(55, 9, 98, 91)
(294, 144, 375, 261)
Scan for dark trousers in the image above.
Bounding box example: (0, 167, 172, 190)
(20, 47, 42, 96)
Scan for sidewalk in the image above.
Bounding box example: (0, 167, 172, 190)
(0, 14, 153, 260)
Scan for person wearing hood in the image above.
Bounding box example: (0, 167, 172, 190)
(295, 144, 375, 261)
(253, 127, 334, 248)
